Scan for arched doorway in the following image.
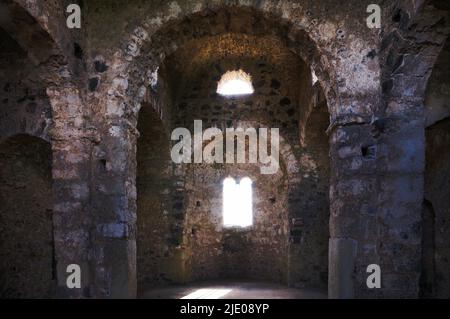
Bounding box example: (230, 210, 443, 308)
(288, 84, 330, 289)
(136, 96, 177, 294)
(0, 3, 57, 298)
(0, 135, 54, 298)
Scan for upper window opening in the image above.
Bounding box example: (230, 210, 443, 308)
(223, 177, 253, 228)
(217, 70, 254, 96)
(311, 68, 318, 85)
(148, 67, 159, 90)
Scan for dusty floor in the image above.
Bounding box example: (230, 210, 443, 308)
(140, 281, 327, 299)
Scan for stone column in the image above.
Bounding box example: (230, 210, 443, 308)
(328, 113, 424, 298)
(47, 86, 93, 298)
(89, 79, 139, 298)
(328, 121, 379, 298)
(89, 123, 138, 298)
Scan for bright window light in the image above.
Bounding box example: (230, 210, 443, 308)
(311, 68, 318, 85)
(217, 70, 254, 96)
(181, 288, 232, 299)
(223, 177, 253, 227)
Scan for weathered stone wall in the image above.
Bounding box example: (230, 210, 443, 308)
(183, 163, 289, 283)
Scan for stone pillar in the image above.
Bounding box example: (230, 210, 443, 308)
(328, 122, 379, 298)
(89, 87, 138, 298)
(328, 238, 357, 298)
(47, 86, 93, 298)
(328, 115, 423, 298)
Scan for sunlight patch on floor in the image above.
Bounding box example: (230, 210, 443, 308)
(181, 288, 232, 299)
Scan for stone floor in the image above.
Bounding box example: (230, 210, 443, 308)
(140, 281, 327, 299)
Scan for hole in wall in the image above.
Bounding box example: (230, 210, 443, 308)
(361, 145, 376, 159)
(74, 42, 83, 59)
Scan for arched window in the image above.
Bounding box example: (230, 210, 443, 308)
(223, 177, 253, 227)
(311, 67, 318, 85)
(216, 70, 254, 96)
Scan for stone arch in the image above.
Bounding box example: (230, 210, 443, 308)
(94, 1, 381, 298)
(107, 2, 381, 125)
(0, 0, 57, 64)
(0, 0, 79, 93)
(127, 7, 334, 112)
(380, 1, 449, 117)
(4, 0, 77, 67)
(0, 2, 90, 298)
(424, 36, 450, 127)
(0, 17, 54, 143)
(0, 134, 54, 298)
